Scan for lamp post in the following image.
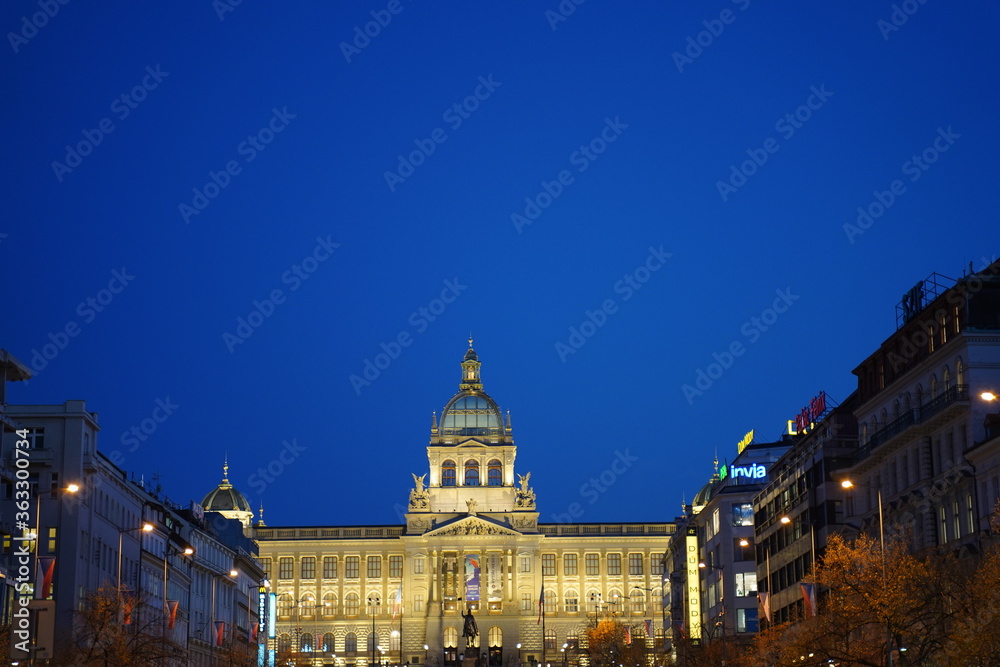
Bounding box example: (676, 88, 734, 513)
(162, 543, 195, 640)
(369, 595, 381, 667)
(698, 562, 726, 667)
(117, 522, 154, 588)
(424, 643, 430, 666)
(631, 587, 656, 666)
(842, 479, 891, 667)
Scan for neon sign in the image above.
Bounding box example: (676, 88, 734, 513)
(736, 429, 754, 454)
(791, 392, 827, 434)
(720, 463, 767, 481)
(685, 526, 701, 643)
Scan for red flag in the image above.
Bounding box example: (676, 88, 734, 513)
(537, 588, 544, 625)
(391, 583, 403, 621)
(36, 557, 56, 599)
(251, 623, 259, 642)
(625, 627, 632, 645)
(123, 593, 136, 626)
(644, 619, 652, 637)
(215, 620, 226, 646)
(166, 600, 179, 630)
(800, 583, 817, 617)
(758, 591, 772, 623)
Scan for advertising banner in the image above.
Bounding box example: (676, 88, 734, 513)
(465, 554, 480, 601)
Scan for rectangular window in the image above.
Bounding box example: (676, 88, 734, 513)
(967, 494, 976, 534)
(520, 557, 531, 573)
(390, 555, 403, 578)
(262, 558, 272, 579)
(734, 572, 757, 597)
(413, 558, 425, 574)
(542, 554, 556, 576)
(367, 556, 382, 578)
(47, 527, 57, 554)
(414, 593, 425, 612)
(324, 556, 337, 579)
(732, 503, 754, 526)
(953, 500, 961, 538)
(346, 556, 360, 579)
(565, 594, 578, 613)
(737, 607, 759, 633)
(302, 557, 316, 579)
(28, 427, 45, 449)
(279, 557, 293, 580)
(521, 592, 532, 611)
(564, 554, 578, 576)
(607, 553, 621, 576)
(939, 506, 948, 545)
(651, 553, 665, 575)
(628, 553, 643, 576)
(585, 553, 600, 576)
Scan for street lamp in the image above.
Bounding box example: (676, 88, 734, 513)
(841, 479, 892, 667)
(117, 522, 154, 588)
(162, 543, 195, 639)
(368, 595, 381, 667)
(632, 586, 656, 666)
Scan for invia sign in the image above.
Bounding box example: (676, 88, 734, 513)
(720, 462, 767, 481)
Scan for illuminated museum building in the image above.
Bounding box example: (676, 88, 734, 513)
(255, 344, 674, 666)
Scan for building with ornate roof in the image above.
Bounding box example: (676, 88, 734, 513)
(255, 343, 674, 667)
(202, 459, 255, 530)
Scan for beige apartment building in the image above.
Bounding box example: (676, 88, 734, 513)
(256, 343, 673, 667)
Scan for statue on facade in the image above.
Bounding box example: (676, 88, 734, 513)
(463, 609, 479, 638)
(409, 473, 429, 509)
(514, 473, 535, 508)
(466, 498, 478, 516)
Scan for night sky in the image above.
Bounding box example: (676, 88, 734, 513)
(3, 1, 999, 527)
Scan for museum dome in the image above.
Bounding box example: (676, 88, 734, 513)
(202, 461, 252, 515)
(433, 339, 511, 443)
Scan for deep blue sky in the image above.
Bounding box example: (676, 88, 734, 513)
(3, 1, 999, 527)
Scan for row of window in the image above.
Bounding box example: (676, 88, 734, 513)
(266, 555, 408, 580)
(540, 552, 661, 576)
(265, 552, 664, 580)
(441, 459, 503, 486)
(276, 591, 426, 617)
(863, 357, 965, 441)
(527, 588, 663, 614)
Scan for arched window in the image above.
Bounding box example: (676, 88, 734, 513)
(465, 460, 480, 486)
(564, 590, 579, 613)
(943, 367, 951, 392)
(916, 384, 924, 407)
(323, 633, 335, 652)
(323, 592, 337, 617)
(367, 593, 381, 615)
(368, 632, 377, 652)
(390, 630, 401, 651)
(651, 587, 662, 610)
(544, 589, 557, 614)
(443, 627, 459, 648)
(880, 409, 888, 428)
(930, 376, 938, 400)
(277, 593, 293, 618)
(488, 459, 502, 486)
(903, 392, 911, 414)
(345, 632, 358, 653)
(941, 314, 948, 344)
(957, 358, 965, 385)
(442, 460, 456, 487)
(860, 423, 868, 445)
(544, 629, 557, 650)
(301, 593, 316, 617)
(301, 633, 314, 652)
(892, 400, 900, 421)
(278, 634, 291, 653)
(345, 592, 360, 616)
(630, 588, 645, 615)
(489, 626, 503, 647)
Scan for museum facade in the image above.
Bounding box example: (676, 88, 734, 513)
(255, 343, 674, 667)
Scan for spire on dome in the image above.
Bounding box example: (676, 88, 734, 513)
(460, 337, 482, 391)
